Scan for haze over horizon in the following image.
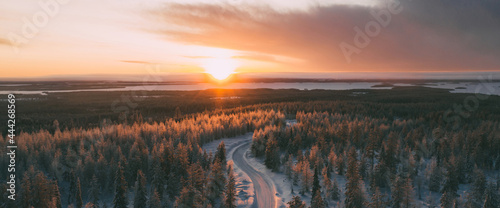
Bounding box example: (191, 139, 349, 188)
(1, 0, 499, 79)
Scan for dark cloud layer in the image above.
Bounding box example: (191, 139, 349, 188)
(150, 0, 500, 72)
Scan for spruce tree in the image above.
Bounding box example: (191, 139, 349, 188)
(53, 180, 62, 208)
(224, 164, 237, 208)
(367, 187, 386, 208)
(312, 166, 321, 200)
(265, 135, 280, 171)
(206, 160, 226, 205)
(89, 175, 100, 208)
(148, 189, 162, 208)
(470, 168, 486, 206)
(19, 173, 32, 208)
(113, 164, 128, 208)
(429, 164, 442, 192)
(441, 160, 459, 196)
(311, 190, 326, 208)
(345, 148, 364, 208)
(482, 182, 500, 208)
(76, 178, 83, 208)
(440, 191, 455, 208)
(331, 178, 341, 201)
(133, 170, 147, 208)
(215, 142, 227, 166)
(287, 196, 306, 208)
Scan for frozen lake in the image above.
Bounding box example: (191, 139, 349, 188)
(0, 81, 499, 96)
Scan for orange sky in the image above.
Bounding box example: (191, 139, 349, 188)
(1, 0, 499, 79)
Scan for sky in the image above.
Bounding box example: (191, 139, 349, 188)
(0, 0, 499, 80)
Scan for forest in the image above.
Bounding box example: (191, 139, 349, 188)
(0, 87, 499, 208)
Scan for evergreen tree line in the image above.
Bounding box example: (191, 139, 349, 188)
(251, 111, 499, 208)
(0, 110, 285, 207)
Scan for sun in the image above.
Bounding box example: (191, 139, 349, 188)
(202, 58, 238, 80)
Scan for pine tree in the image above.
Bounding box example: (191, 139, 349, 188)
(224, 164, 237, 208)
(151, 163, 164, 200)
(133, 170, 147, 208)
(215, 141, 227, 166)
(331, 178, 341, 201)
(470, 168, 486, 207)
(482, 182, 500, 208)
(206, 160, 226, 205)
(113, 164, 128, 208)
(175, 185, 195, 208)
(429, 164, 442, 192)
(345, 148, 364, 208)
(32, 172, 52, 208)
(265, 135, 280, 171)
(311, 190, 326, 208)
(401, 177, 415, 208)
(19, 173, 32, 208)
(367, 187, 386, 208)
(441, 191, 455, 208)
(312, 166, 321, 200)
(322, 168, 333, 201)
(391, 176, 404, 208)
(148, 189, 162, 208)
(441, 160, 459, 196)
(53, 180, 62, 208)
(300, 160, 313, 195)
(287, 196, 306, 208)
(89, 175, 100, 208)
(76, 178, 83, 208)
(336, 154, 345, 176)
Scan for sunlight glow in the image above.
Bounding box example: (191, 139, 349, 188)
(202, 58, 239, 80)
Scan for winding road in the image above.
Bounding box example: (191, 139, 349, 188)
(232, 141, 277, 208)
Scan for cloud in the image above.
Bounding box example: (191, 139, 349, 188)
(148, 0, 500, 72)
(0, 38, 11, 46)
(120, 60, 153, 64)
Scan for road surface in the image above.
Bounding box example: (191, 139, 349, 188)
(232, 141, 276, 208)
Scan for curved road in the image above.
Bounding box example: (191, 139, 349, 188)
(232, 142, 277, 208)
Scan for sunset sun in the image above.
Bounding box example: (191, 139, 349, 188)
(203, 58, 238, 80)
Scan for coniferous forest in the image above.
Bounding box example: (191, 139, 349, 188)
(1, 87, 499, 208)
